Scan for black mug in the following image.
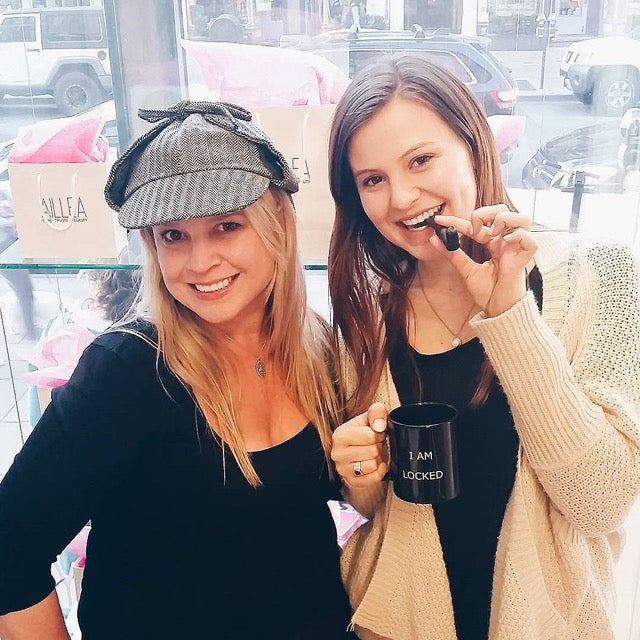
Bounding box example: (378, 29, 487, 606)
(388, 402, 460, 504)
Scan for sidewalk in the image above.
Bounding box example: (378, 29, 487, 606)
(493, 46, 573, 100)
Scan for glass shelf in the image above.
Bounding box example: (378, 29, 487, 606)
(0, 231, 143, 271)
(0, 232, 328, 271)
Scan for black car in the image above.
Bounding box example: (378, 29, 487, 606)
(281, 26, 518, 116)
(521, 114, 640, 192)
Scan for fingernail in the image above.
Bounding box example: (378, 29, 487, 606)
(373, 418, 386, 432)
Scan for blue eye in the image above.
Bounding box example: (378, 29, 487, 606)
(160, 229, 184, 243)
(219, 221, 241, 232)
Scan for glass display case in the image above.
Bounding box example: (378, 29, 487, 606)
(1, 0, 639, 637)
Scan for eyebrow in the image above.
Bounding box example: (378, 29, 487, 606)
(154, 211, 242, 230)
(401, 142, 436, 158)
(352, 141, 436, 178)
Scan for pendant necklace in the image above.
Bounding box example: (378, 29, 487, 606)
(417, 272, 477, 348)
(221, 333, 268, 378)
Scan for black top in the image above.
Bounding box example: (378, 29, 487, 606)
(0, 324, 352, 640)
(389, 338, 519, 640)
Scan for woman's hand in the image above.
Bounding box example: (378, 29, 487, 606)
(331, 402, 389, 490)
(433, 205, 537, 317)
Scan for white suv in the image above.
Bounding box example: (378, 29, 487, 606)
(560, 27, 640, 116)
(0, 7, 111, 115)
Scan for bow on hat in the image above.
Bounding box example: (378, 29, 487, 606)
(138, 100, 252, 125)
(104, 99, 298, 212)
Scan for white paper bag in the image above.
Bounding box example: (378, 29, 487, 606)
(8, 161, 127, 261)
(253, 105, 336, 264)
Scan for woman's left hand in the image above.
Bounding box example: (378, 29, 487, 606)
(432, 205, 537, 317)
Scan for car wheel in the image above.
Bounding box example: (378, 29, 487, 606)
(594, 70, 638, 116)
(53, 71, 104, 116)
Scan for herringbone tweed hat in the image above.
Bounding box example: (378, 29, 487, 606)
(104, 100, 298, 229)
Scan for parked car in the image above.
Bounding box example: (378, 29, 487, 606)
(521, 108, 640, 191)
(281, 25, 518, 116)
(0, 7, 112, 115)
(560, 26, 640, 116)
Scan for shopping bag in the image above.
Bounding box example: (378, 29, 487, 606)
(8, 159, 127, 261)
(253, 104, 336, 264)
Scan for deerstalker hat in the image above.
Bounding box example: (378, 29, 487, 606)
(104, 100, 298, 229)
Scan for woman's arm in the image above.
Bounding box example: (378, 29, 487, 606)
(0, 591, 70, 640)
(472, 245, 640, 536)
(0, 334, 157, 627)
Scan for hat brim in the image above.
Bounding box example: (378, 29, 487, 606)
(117, 168, 271, 229)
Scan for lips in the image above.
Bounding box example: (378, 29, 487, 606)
(401, 203, 444, 229)
(192, 274, 238, 293)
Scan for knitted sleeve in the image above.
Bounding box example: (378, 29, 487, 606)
(471, 243, 640, 537)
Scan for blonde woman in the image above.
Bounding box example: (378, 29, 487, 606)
(0, 102, 354, 640)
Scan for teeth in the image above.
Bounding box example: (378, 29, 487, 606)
(403, 204, 443, 228)
(194, 277, 232, 293)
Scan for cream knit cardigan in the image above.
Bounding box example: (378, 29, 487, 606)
(340, 233, 640, 640)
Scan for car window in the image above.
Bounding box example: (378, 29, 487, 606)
(351, 47, 392, 77)
(455, 51, 492, 84)
(0, 16, 36, 43)
(42, 13, 103, 44)
(419, 51, 474, 84)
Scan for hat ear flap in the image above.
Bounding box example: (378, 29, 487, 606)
(258, 147, 286, 183)
(104, 120, 170, 210)
(105, 159, 133, 210)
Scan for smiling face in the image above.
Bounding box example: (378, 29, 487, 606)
(348, 96, 478, 262)
(151, 211, 275, 335)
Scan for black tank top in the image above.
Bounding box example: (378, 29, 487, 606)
(387, 267, 542, 639)
(389, 337, 519, 640)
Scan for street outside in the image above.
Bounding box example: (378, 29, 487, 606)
(0, 44, 615, 194)
(0, 42, 630, 479)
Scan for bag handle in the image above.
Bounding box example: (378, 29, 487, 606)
(39, 172, 76, 232)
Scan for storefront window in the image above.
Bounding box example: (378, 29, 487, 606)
(0, 1, 639, 636)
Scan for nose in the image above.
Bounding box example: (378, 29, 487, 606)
(186, 237, 222, 274)
(389, 174, 420, 212)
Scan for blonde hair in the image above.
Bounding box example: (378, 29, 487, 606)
(138, 187, 339, 487)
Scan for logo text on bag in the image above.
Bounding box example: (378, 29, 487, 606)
(41, 197, 88, 224)
(290, 157, 311, 184)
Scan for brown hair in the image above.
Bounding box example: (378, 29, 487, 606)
(328, 53, 516, 415)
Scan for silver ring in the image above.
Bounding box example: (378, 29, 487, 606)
(353, 461, 362, 477)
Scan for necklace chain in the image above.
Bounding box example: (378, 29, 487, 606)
(220, 333, 268, 378)
(417, 272, 477, 348)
